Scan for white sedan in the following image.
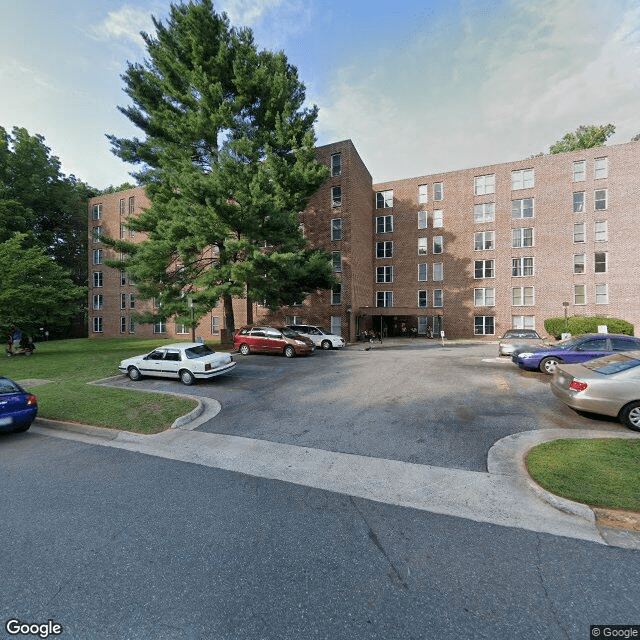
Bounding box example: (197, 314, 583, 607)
(118, 343, 236, 385)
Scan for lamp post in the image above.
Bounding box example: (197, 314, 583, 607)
(563, 301, 569, 334)
(188, 296, 195, 342)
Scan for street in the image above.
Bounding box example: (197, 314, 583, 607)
(2, 341, 639, 639)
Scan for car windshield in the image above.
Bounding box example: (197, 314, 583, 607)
(317, 327, 330, 335)
(184, 345, 215, 359)
(0, 379, 20, 394)
(280, 328, 301, 338)
(554, 336, 583, 350)
(582, 354, 640, 375)
(502, 330, 539, 339)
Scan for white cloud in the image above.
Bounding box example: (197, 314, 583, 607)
(91, 6, 155, 47)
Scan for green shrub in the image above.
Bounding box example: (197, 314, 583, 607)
(544, 316, 634, 339)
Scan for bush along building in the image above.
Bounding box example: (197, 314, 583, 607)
(88, 139, 640, 342)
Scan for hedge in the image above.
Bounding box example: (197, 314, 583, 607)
(544, 316, 634, 339)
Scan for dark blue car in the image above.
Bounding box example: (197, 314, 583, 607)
(512, 333, 640, 374)
(0, 377, 38, 433)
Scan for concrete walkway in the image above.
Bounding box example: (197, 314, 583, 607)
(32, 402, 640, 549)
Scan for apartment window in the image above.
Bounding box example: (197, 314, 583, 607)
(573, 254, 586, 274)
(512, 198, 533, 219)
(475, 259, 494, 279)
(129, 318, 136, 334)
(512, 169, 534, 190)
(120, 224, 126, 239)
(433, 262, 443, 281)
(376, 215, 393, 233)
(418, 263, 428, 282)
(574, 284, 586, 305)
(91, 204, 102, 220)
(594, 157, 608, 179)
(176, 323, 189, 335)
(512, 315, 535, 330)
(433, 289, 443, 307)
(120, 293, 126, 309)
(376, 190, 393, 209)
(418, 211, 428, 229)
(92, 226, 102, 242)
(129, 227, 135, 238)
(418, 317, 429, 335)
(332, 251, 342, 272)
(595, 284, 608, 304)
(332, 283, 342, 304)
(512, 286, 534, 306)
(433, 209, 443, 228)
(474, 231, 495, 251)
(474, 174, 495, 195)
(594, 220, 608, 242)
(120, 317, 127, 334)
(119, 199, 125, 216)
(376, 291, 393, 308)
(418, 290, 428, 308)
(92, 317, 103, 333)
(128, 196, 135, 215)
(595, 251, 607, 273)
(129, 294, 136, 309)
(331, 153, 342, 177)
(418, 184, 428, 204)
(573, 222, 585, 243)
(474, 316, 494, 335)
(474, 203, 495, 223)
(331, 186, 342, 207)
(474, 288, 495, 306)
(376, 241, 393, 258)
(573, 160, 586, 181)
(330, 316, 342, 336)
(92, 249, 103, 265)
(594, 189, 608, 210)
(92, 271, 103, 287)
(120, 271, 127, 286)
(331, 218, 342, 241)
(92, 294, 103, 310)
(153, 321, 166, 333)
(418, 238, 428, 255)
(211, 316, 220, 334)
(512, 257, 534, 277)
(376, 266, 393, 283)
(512, 227, 534, 248)
(573, 192, 585, 213)
(433, 236, 443, 254)
(433, 182, 443, 201)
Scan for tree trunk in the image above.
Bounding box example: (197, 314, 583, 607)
(222, 293, 235, 346)
(246, 284, 253, 325)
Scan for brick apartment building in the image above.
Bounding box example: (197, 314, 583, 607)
(88, 139, 640, 342)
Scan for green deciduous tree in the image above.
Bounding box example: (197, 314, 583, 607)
(105, 0, 334, 336)
(0, 233, 86, 340)
(549, 124, 615, 154)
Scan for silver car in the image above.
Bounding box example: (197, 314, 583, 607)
(497, 329, 545, 356)
(550, 351, 640, 431)
(284, 325, 345, 350)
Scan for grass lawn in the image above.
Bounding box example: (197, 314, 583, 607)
(527, 438, 640, 512)
(1, 338, 226, 434)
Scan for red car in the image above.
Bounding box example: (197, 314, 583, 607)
(234, 326, 314, 358)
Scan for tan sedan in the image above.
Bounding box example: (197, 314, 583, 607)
(550, 351, 640, 431)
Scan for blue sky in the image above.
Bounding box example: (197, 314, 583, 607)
(2, 0, 640, 188)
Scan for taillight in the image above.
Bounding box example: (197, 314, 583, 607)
(26, 394, 37, 406)
(569, 380, 588, 392)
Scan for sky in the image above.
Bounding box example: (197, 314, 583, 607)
(2, 0, 640, 189)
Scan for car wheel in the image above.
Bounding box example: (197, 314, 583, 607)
(284, 345, 295, 358)
(13, 422, 31, 433)
(179, 369, 196, 386)
(539, 357, 560, 375)
(239, 343, 250, 356)
(321, 340, 332, 350)
(128, 366, 142, 381)
(620, 401, 640, 431)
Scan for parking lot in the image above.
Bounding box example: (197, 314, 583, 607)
(108, 340, 627, 473)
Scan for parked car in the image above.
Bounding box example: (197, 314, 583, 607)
(284, 324, 345, 350)
(498, 329, 546, 356)
(234, 326, 314, 357)
(118, 343, 236, 385)
(550, 351, 640, 431)
(0, 377, 38, 433)
(513, 333, 640, 374)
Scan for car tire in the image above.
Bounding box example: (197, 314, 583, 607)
(284, 345, 295, 358)
(321, 340, 332, 350)
(619, 401, 640, 431)
(128, 366, 142, 381)
(539, 357, 560, 375)
(239, 343, 250, 356)
(179, 369, 196, 386)
(13, 422, 31, 433)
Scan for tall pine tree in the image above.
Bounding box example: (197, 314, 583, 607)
(106, 0, 334, 336)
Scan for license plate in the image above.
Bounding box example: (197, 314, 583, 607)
(0, 416, 13, 426)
